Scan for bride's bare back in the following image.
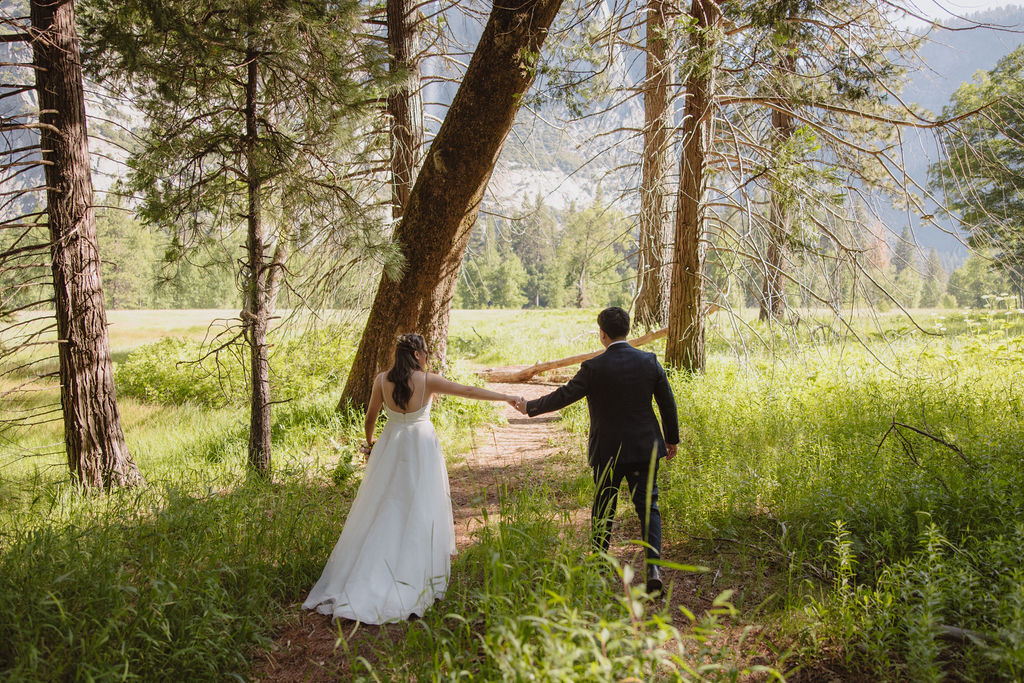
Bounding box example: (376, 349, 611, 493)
(364, 370, 522, 445)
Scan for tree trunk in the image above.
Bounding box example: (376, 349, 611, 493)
(340, 0, 564, 409)
(243, 48, 271, 477)
(387, 0, 423, 220)
(634, 0, 673, 332)
(665, 0, 721, 372)
(759, 54, 796, 323)
(30, 0, 141, 488)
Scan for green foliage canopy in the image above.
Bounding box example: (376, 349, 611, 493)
(79, 0, 398, 304)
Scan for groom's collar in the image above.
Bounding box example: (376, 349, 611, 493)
(607, 340, 630, 349)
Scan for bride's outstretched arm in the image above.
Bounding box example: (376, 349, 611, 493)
(364, 373, 384, 446)
(427, 373, 520, 407)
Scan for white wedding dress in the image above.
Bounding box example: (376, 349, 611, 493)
(303, 375, 455, 624)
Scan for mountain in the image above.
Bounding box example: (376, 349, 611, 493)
(482, 5, 1024, 259)
(423, 0, 642, 219)
(903, 6, 1024, 115)
(0, 36, 137, 221)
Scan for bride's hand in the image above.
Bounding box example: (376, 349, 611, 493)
(506, 395, 527, 414)
(359, 440, 374, 458)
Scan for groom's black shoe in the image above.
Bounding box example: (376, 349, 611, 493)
(646, 564, 663, 596)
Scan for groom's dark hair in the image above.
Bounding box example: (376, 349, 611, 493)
(597, 307, 630, 340)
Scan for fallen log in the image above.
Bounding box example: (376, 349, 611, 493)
(476, 327, 668, 383)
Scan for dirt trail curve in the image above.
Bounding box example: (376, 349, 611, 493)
(448, 380, 577, 548)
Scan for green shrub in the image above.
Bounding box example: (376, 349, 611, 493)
(623, 317, 1024, 678)
(813, 522, 1024, 680)
(115, 337, 242, 406)
(115, 326, 357, 407)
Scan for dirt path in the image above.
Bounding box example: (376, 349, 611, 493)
(256, 378, 785, 680)
(448, 380, 580, 548)
(255, 379, 575, 681)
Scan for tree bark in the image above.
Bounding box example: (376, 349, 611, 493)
(30, 0, 141, 488)
(340, 0, 564, 409)
(243, 47, 272, 477)
(387, 0, 423, 220)
(665, 0, 720, 372)
(634, 0, 673, 332)
(759, 54, 796, 323)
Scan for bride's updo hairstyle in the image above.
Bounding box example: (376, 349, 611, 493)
(387, 333, 427, 410)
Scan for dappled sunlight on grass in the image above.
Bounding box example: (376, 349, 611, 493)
(3, 308, 1024, 678)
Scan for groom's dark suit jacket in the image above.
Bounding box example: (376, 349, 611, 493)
(526, 341, 679, 468)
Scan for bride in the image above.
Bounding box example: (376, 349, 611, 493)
(303, 333, 522, 624)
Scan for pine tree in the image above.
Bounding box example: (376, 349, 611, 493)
(930, 45, 1024, 303)
(920, 248, 947, 308)
(511, 195, 561, 308)
(893, 225, 917, 276)
(386, 0, 424, 219)
(666, 0, 721, 372)
(82, 0, 391, 477)
(634, 0, 674, 331)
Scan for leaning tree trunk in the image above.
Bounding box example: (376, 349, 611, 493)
(30, 0, 141, 488)
(242, 49, 272, 477)
(759, 54, 797, 323)
(387, 0, 424, 220)
(634, 0, 673, 332)
(340, 0, 564, 409)
(665, 0, 721, 372)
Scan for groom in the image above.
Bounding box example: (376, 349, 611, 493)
(517, 306, 678, 594)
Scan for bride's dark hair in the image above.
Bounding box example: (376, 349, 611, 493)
(387, 333, 427, 410)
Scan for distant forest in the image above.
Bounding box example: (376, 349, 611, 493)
(52, 195, 1018, 312)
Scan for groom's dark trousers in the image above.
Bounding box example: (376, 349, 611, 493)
(526, 341, 679, 560)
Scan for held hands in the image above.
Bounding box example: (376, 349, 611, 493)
(506, 395, 528, 414)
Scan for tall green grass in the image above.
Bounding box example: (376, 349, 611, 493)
(0, 474, 345, 680)
(641, 313, 1024, 679)
(3, 307, 1023, 679)
(0, 317, 505, 680)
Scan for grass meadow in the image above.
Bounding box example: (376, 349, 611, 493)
(2, 307, 1023, 680)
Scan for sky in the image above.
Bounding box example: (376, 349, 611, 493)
(902, 0, 1023, 26)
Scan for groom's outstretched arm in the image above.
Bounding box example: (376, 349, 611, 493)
(526, 363, 591, 417)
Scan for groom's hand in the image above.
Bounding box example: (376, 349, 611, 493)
(515, 396, 528, 414)
(666, 443, 677, 460)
